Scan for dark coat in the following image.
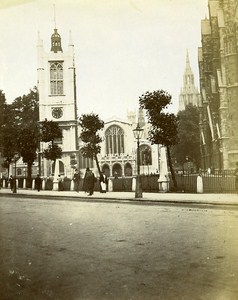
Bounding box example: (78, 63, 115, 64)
(9, 177, 14, 190)
(83, 170, 96, 194)
(35, 176, 42, 191)
(73, 172, 80, 192)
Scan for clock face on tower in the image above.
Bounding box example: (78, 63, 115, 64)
(52, 107, 63, 119)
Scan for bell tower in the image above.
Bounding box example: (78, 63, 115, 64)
(37, 28, 78, 177)
(51, 28, 63, 53)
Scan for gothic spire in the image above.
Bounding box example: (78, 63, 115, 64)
(185, 49, 192, 72)
(183, 49, 194, 85)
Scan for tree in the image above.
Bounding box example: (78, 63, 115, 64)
(40, 119, 62, 162)
(139, 90, 178, 189)
(0, 90, 6, 147)
(0, 90, 13, 176)
(172, 103, 200, 172)
(12, 88, 40, 186)
(1, 103, 18, 176)
(18, 127, 39, 181)
(43, 143, 62, 161)
(78, 113, 104, 174)
(11, 87, 39, 126)
(1, 87, 40, 185)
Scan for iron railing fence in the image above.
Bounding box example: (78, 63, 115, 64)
(170, 172, 236, 193)
(2, 171, 237, 193)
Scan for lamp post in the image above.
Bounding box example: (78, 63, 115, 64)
(13, 153, 19, 193)
(133, 123, 143, 198)
(37, 149, 41, 176)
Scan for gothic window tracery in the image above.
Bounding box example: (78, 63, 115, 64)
(50, 62, 63, 95)
(105, 125, 124, 155)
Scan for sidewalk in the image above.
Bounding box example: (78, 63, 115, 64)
(0, 187, 237, 206)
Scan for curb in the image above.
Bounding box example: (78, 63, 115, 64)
(0, 191, 238, 208)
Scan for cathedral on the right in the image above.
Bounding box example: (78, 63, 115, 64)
(198, 0, 238, 171)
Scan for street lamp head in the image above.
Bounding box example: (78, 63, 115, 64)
(13, 152, 20, 161)
(133, 123, 143, 140)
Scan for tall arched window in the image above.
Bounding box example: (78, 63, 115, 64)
(124, 163, 132, 176)
(50, 62, 63, 95)
(105, 125, 124, 155)
(112, 163, 122, 177)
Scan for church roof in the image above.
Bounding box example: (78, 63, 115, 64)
(104, 116, 132, 125)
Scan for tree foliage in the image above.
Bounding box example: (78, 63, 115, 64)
(40, 119, 62, 162)
(0, 90, 13, 174)
(1, 107, 18, 172)
(1, 88, 40, 183)
(0, 90, 15, 160)
(1, 88, 63, 182)
(41, 119, 62, 143)
(79, 113, 104, 173)
(43, 143, 62, 161)
(0, 90, 6, 142)
(13, 88, 40, 164)
(172, 103, 200, 171)
(18, 127, 39, 165)
(139, 90, 178, 189)
(14, 88, 39, 182)
(139, 90, 178, 146)
(11, 88, 39, 127)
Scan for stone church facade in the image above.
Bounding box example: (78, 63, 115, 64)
(96, 111, 159, 178)
(198, 0, 238, 170)
(36, 28, 159, 179)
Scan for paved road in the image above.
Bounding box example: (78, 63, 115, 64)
(1, 196, 238, 300)
(1, 187, 238, 206)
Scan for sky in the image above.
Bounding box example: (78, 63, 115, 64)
(0, 0, 208, 120)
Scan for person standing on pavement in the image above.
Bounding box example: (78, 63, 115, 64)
(86, 169, 96, 196)
(234, 162, 238, 192)
(35, 174, 42, 192)
(73, 169, 80, 192)
(8, 175, 14, 191)
(57, 174, 64, 191)
(99, 170, 108, 193)
(82, 168, 90, 193)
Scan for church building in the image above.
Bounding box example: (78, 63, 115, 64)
(36, 28, 160, 180)
(198, 0, 238, 170)
(96, 109, 159, 178)
(37, 28, 79, 178)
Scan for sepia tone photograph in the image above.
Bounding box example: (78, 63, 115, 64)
(0, 0, 238, 299)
